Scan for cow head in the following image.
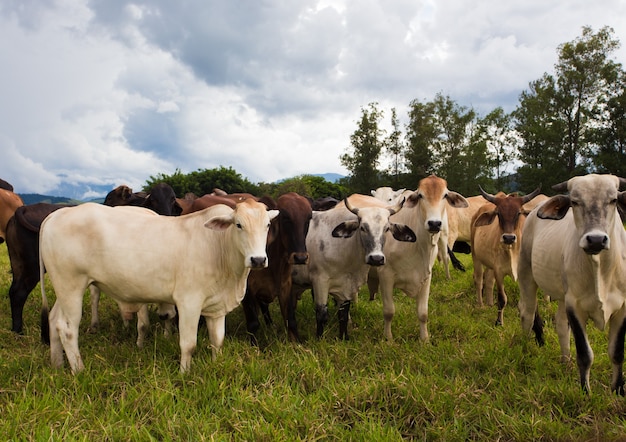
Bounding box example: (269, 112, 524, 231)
(475, 186, 541, 246)
(538, 174, 626, 255)
(276, 193, 312, 265)
(404, 175, 469, 234)
(331, 196, 416, 266)
(371, 186, 406, 204)
(143, 183, 181, 216)
(104, 185, 147, 207)
(205, 199, 279, 269)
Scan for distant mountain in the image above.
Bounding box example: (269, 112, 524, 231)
(312, 173, 345, 183)
(18, 194, 83, 205)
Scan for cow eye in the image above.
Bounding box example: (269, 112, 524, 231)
(236, 223, 243, 229)
(610, 198, 618, 205)
(570, 201, 579, 207)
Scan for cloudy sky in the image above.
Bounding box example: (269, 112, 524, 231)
(1, 0, 625, 198)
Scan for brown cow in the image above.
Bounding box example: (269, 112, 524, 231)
(470, 187, 541, 326)
(242, 192, 312, 344)
(0, 184, 24, 243)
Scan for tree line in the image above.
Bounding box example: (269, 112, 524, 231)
(341, 26, 626, 196)
(147, 26, 625, 200)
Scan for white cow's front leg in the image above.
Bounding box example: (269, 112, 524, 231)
(177, 306, 201, 373)
(135, 304, 150, 348)
(205, 315, 226, 361)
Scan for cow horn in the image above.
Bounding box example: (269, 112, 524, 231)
(618, 177, 626, 190)
(521, 186, 542, 204)
(388, 197, 405, 216)
(552, 180, 569, 192)
(344, 197, 359, 215)
(479, 186, 497, 203)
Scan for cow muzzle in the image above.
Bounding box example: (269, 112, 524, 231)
(290, 252, 309, 265)
(581, 232, 609, 255)
(367, 254, 385, 266)
(501, 234, 517, 245)
(427, 220, 442, 233)
(249, 256, 268, 268)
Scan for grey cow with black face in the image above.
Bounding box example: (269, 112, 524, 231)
(291, 194, 416, 340)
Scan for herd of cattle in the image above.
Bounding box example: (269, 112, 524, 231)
(0, 173, 625, 394)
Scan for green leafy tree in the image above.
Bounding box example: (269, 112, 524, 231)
(478, 107, 515, 191)
(340, 102, 385, 194)
(145, 166, 259, 196)
(514, 26, 623, 190)
(384, 107, 406, 188)
(404, 98, 436, 187)
(258, 175, 347, 200)
(592, 70, 626, 175)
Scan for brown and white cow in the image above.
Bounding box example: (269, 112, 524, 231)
(291, 194, 416, 340)
(518, 174, 626, 394)
(40, 200, 278, 373)
(374, 175, 468, 342)
(242, 192, 312, 344)
(470, 187, 541, 326)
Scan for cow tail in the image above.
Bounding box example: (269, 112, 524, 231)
(39, 240, 50, 345)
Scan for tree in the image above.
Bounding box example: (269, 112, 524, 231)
(513, 26, 623, 190)
(592, 70, 626, 175)
(145, 166, 259, 196)
(404, 98, 436, 188)
(478, 107, 515, 191)
(257, 175, 347, 200)
(340, 102, 385, 194)
(384, 107, 406, 188)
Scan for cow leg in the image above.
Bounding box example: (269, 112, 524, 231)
(241, 292, 261, 346)
(608, 311, 626, 396)
(313, 281, 330, 338)
(51, 292, 85, 374)
(88, 285, 100, 332)
(483, 269, 495, 306)
(177, 306, 202, 373)
(415, 277, 432, 342)
(555, 302, 571, 362)
(135, 304, 150, 348)
(278, 286, 300, 343)
(338, 300, 351, 340)
(379, 275, 396, 342)
(205, 315, 226, 361)
(566, 307, 593, 393)
(367, 267, 379, 301)
(8, 276, 38, 334)
(447, 246, 466, 272)
(517, 258, 541, 340)
(494, 279, 507, 326)
(472, 260, 485, 307)
(437, 236, 451, 279)
(157, 303, 177, 337)
(260, 302, 273, 326)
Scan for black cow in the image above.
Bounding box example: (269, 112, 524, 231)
(6, 203, 69, 333)
(104, 183, 182, 215)
(241, 192, 312, 344)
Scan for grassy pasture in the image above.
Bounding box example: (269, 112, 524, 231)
(1, 242, 626, 441)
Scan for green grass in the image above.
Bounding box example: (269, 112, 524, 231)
(1, 242, 626, 440)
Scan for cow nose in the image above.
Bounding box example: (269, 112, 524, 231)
(502, 234, 517, 245)
(250, 256, 268, 268)
(427, 220, 442, 232)
(367, 254, 385, 266)
(584, 234, 609, 255)
(291, 252, 309, 265)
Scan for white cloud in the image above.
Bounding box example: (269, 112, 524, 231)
(0, 0, 625, 196)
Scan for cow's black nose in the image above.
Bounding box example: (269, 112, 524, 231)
(502, 234, 517, 245)
(292, 253, 309, 265)
(427, 220, 442, 232)
(367, 255, 385, 266)
(250, 256, 267, 268)
(584, 234, 608, 255)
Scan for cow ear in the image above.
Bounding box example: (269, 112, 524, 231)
(390, 223, 416, 242)
(617, 191, 626, 213)
(474, 211, 497, 227)
(446, 192, 469, 208)
(332, 221, 359, 238)
(267, 209, 279, 221)
(404, 192, 421, 208)
(204, 215, 234, 231)
(537, 195, 570, 220)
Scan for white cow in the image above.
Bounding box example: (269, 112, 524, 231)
(374, 175, 468, 342)
(291, 194, 416, 340)
(518, 174, 626, 394)
(40, 201, 278, 374)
